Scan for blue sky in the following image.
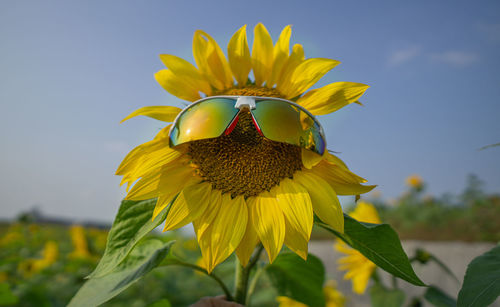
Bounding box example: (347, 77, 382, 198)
(1, 0, 499, 222)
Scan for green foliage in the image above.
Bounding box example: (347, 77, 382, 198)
(147, 298, 172, 307)
(457, 245, 500, 307)
(89, 198, 168, 278)
(69, 239, 173, 307)
(364, 174, 500, 242)
(370, 284, 405, 307)
(0, 282, 18, 305)
(0, 222, 229, 306)
(424, 286, 457, 307)
(266, 252, 325, 307)
(3, 172, 497, 306)
(317, 214, 425, 286)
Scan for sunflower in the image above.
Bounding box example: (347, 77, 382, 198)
(69, 225, 92, 260)
(18, 241, 59, 277)
(335, 201, 380, 294)
(405, 174, 423, 189)
(277, 280, 345, 307)
(117, 24, 374, 272)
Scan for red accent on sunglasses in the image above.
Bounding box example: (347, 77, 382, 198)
(251, 114, 264, 136)
(224, 115, 240, 135)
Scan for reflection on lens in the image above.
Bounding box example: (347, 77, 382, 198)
(169, 98, 239, 147)
(251, 100, 326, 155)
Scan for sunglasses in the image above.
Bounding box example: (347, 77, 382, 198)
(169, 96, 326, 155)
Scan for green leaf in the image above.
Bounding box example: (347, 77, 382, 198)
(0, 283, 19, 306)
(424, 286, 457, 307)
(147, 298, 172, 307)
(370, 284, 405, 307)
(479, 142, 500, 150)
(69, 239, 174, 307)
(88, 198, 169, 278)
(316, 214, 425, 286)
(266, 252, 325, 307)
(457, 244, 500, 307)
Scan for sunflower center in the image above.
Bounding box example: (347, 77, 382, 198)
(218, 85, 285, 98)
(188, 110, 303, 198)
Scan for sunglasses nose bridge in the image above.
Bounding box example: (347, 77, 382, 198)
(230, 97, 263, 136)
(234, 96, 256, 110)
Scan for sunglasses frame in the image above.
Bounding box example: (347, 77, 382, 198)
(169, 95, 326, 152)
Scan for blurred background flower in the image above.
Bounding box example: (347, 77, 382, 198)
(18, 241, 59, 277)
(405, 174, 424, 190)
(277, 280, 345, 307)
(68, 225, 92, 260)
(334, 202, 381, 294)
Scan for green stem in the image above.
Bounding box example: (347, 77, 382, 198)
(164, 260, 233, 301)
(234, 260, 246, 303)
(234, 244, 265, 304)
(371, 268, 384, 287)
(246, 267, 264, 306)
(391, 275, 399, 289)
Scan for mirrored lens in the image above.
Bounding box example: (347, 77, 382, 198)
(169, 98, 239, 147)
(251, 100, 326, 155)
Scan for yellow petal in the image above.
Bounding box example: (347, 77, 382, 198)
(116, 126, 169, 177)
(163, 182, 212, 231)
(125, 159, 197, 201)
(156, 123, 172, 138)
(294, 171, 344, 233)
(313, 161, 376, 196)
(352, 270, 373, 294)
(281, 58, 341, 99)
(324, 151, 349, 170)
(276, 44, 305, 92)
(331, 182, 376, 196)
(192, 189, 222, 239)
(118, 142, 183, 185)
(123, 167, 162, 200)
(296, 82, 370, 115)
(159, 54, 212, 95)
(334, 240, 354, 255)
(227, 25, 252, 87)
(349, 202, 382, 224)
(152, 194, 176, 221)
(193, 30, 233, 90)
(325, 160, 368, 183)
(284, 217, 309, 260)
(155, 69, 201, 102)
(192, 189, 222, 271)
(274, 178, 313, 242)
(277, 296, 309, 307)
(251, 23, 274, 87)
(301, 148, 324, 169)
(315, 158, 367, 183)
(268, 25, 292, 87)
(120, 106, 182, 123)
(128, 148, 181, 183)
(249, 193, 285, 263)
(196, 194, 247, 273)
(152, 174, 201, 220)
(235, 204, 260, 267)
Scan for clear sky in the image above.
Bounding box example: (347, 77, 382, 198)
(1, 0, 499, 223)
